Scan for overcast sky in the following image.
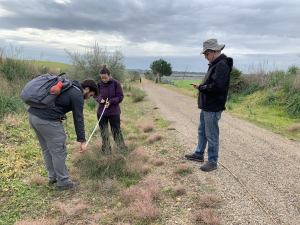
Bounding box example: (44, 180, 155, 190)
(0, 0, 299, 72)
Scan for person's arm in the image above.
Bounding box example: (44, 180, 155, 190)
(199, 62, 230, 93)
(70, 89, 86, 143)
(93, 82, 105, 104)
(107, 82, 124, 105)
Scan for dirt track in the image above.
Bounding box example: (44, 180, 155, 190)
(140, 78, 300, 225)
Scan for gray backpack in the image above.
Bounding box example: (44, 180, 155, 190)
(20, 72, 73, 108)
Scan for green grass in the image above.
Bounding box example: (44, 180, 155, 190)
(226, 89, 300, 141)
(171, 79, 202, 89)
(30, 60, 72, 72)
(0, 86, 171, 224)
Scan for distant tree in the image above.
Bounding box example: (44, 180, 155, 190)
(144, 71, 155, 80)
(150, 59, 172, 83)
(65, 42, 125, 82)
(131, 70, 140, 81)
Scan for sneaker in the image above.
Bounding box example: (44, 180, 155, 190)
(200, 161, 217, 172)
(185, 153, 204, 162)
(55, 181, 80, 191)
(49, 179, 57, 185)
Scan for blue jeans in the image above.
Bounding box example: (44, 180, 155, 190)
(194, 110, 222, 164)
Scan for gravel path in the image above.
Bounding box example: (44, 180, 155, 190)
(140, 78, 300, 225)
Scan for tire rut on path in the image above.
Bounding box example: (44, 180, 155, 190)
(140, 79, 300, 225)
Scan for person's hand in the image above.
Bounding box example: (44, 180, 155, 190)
(192, 84, 200, 89)
(100, 99, 105, 103)
(79, 142, 87, 154)
(105, 102, 110, 108)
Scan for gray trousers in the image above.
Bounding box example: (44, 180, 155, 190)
(29, 113, 69, 186)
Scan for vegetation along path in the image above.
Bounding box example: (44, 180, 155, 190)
(140, 78, 300, 225)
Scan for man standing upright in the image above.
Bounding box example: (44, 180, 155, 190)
(185, 39, 233, 172)
(28, 78, 99, 190)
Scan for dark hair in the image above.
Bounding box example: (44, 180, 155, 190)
(81, 78, 99, 96)
(100, 64, 111, 75)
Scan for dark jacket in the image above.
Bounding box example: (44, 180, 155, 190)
(94, 77, 124, 116)
(198, 54, 233, 112)
(28, 81, 86, 142)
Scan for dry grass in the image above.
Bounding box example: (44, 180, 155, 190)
(287, 123, 300, 133)
(69, 167, 80, 182)
(293, 70, 300, 91)
(142, 122, 154, 132)
(120, 177, 161, 221)
(15, 219, 57, 225)
(91, 139, 102, 149)
(142, 176, 162, 199)
(71, 151, 83, 164)
(167, 126, 176, 130)
(128, 147, 150, 162)
(29, 174, 47, 186)
(53, 199, 89, 216)
(131, 161, 151, 174)
(120, 124, 130, 132)
(146, 133, 164, 143)
(3, 114, 22, 129)
(200, 194, 222, 208)
(194, 208, 220, 225)
(98, 178, 122, 194)
(121, 117, 134, 123)
(175, 164, 192, 174)
(127, 133, 138, 140)
(173, 184, 186, 196)
(140, 132, 149, 139)
(149, 157, 165, 166)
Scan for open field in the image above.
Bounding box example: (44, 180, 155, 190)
(30, 60, 72, 72)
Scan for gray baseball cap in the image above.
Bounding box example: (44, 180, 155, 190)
(200, 39, 225, 55)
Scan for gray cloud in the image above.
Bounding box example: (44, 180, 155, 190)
(0, 0, 300, 71)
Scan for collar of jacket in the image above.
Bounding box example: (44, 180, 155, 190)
(208, 53, 226, 67)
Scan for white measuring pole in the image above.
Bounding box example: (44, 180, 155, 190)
(86, 98, 108, 147)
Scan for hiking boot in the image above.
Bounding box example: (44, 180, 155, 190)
(185, 153, 204, 162)
(55, 181, 80, 191)
(49, 179, 57, 185)
(200, 161, 217, 172)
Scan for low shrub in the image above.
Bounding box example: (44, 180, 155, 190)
(175, 164, 192, 175)
(131, 87, 146, 102)
(194, 208, 220, 225)
(286, 93, 300, 116)
(173, 184, 186, 196)
(146, 133, 164, 143)
(86, 97, 98, 110)
(73, 140, 140, 183)
(286, 123, 300, 133)
(200, 194, 221, 208)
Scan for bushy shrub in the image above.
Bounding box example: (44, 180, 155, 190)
(131, 87, 146, 102)
(122, 83, 131, 91)
(286, 93, 300, 116)
(130, 71, 140, 81)
(144, 71, 155, 80)
(74, 140, 139, 182)
(267, 69, 285, 88)
(259, 90, 276, 105)
(229, 67, 245, 93)
(86, 97, 98, 110)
